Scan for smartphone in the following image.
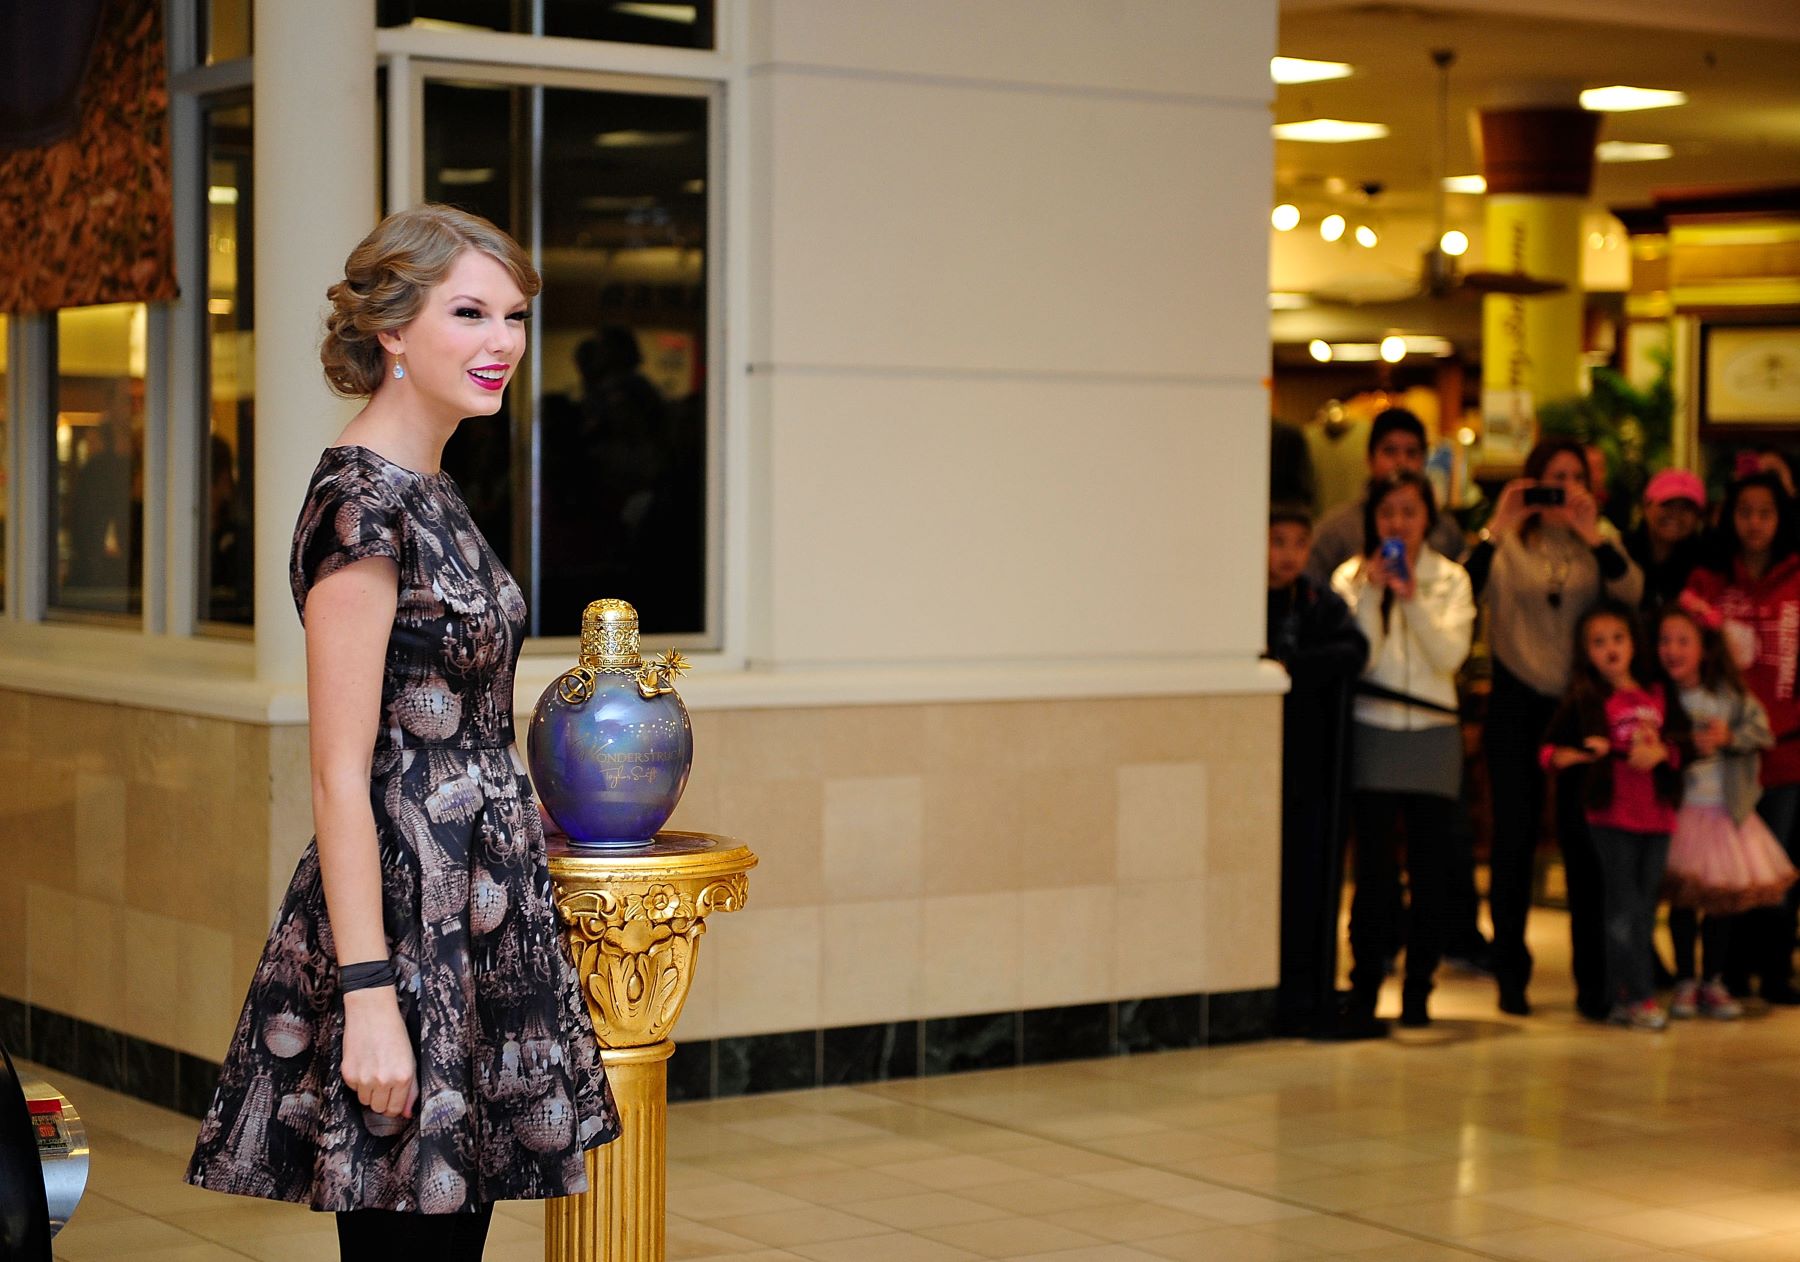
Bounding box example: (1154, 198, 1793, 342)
(1522, 485, 1566, 507)
(1378, 537, 1409, 585)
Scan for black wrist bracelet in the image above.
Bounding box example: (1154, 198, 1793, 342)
(339, 959, 397, 993)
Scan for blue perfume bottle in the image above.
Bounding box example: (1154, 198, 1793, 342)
(527, 599, 693, 849)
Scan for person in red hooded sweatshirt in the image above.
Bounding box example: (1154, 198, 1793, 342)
(1684, 471, 1800, 1004)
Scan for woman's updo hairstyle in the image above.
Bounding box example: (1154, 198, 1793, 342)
(321, 203, 540, 398)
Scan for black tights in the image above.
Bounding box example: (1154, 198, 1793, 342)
(1670, 906, 1732, 982)
(336, 1204, 494, 1261)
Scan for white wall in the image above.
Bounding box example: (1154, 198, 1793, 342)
(742, 0, 1277, 671)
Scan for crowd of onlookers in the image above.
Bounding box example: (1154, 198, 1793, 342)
(1266, 408, 1800, 1037)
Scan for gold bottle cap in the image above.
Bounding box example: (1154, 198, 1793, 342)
(579, 598, 643, 671)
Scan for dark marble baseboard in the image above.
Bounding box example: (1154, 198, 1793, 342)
(0, 994, 220, 1121)
(671, 988, 1277, 1102)
(1, 987, 1278, 1115)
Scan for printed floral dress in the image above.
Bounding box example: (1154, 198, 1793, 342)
(186, 444, 618, 1212)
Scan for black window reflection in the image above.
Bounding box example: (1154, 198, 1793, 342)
(423, 81, 709, 640)
(201, 96, 255, 627)
(378, 0, 715, 49)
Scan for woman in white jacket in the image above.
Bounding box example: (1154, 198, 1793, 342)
(1332, 471, 1475, 1029)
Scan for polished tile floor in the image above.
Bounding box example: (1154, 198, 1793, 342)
(36, 909, 1800, 1261)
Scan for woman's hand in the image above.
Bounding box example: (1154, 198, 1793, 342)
(1487, 479, 1534, 540)
(1551, 736, 1609, 769)
(1692, 717, 1730, 757)
(1362, 550, 1416, 601)
(1627, 722, 1668, 771)
(341, 988, 417, 1119)
(1724, 619, 1758, 671)
(1560, 484, 1603, 546)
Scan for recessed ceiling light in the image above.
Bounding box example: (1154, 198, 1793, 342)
(1320, 213, 1347, 242)
(1328, 343, 1383, 362)
(580, 194, 659, 212)
(1354, 225, 1378, 248)
(1271, 203, 1301, 231)
(1402, 336, 1454, 357)
(1380, 336, 1407, 364)
(1442, 174, 1486, 194)
(1440, 230, 1469, 257)
(1308, 339, 1333, 362)
(611, 2, 698, 22)
(1596, 141, 1674, 163)
(1271, 292, 1310, 311)
(594, 129, 697, 148)
(1580, 85, 1688, 112)
(1272, 57, 1353, 85)
(1272, 119, 1390, 143)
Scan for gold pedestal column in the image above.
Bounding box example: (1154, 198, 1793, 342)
(545, 832, 757, 1262)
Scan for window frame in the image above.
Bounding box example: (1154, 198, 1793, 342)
(190, 86, 256, 637)
(387, 47, 727, 652)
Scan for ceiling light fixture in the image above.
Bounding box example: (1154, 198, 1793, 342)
(1402, 336, 1454, 357)
(1441, 174, 1486, 194)
(1580, 85, 1688, 112)
(1440, 230, 1469, 257)
(594, 129, 696, 148)
(1308, 339, 1333, 363)
(611, 3, 698, 22)
(1380, 336, 1407, 364)
(1271, 56, 1353, 85)
(1272, 118, 1390, 143)
(1355, 225, 1378, 248)
(1320, 213, 1347, 242)
(1328, 343, 1383, 362)
(1271, 203, 1301, 231)
(1596, 141, 1674, 163)
(1270, 292, 1310, 310)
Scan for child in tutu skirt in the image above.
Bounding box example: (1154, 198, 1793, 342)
(1656, 599, 1799, 1019)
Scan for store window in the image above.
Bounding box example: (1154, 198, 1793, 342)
(379, 0, 715, 49)
(201, 96, 255, 627)
(51, 304, 147, 618)
(423, 78, 711, 639)
(199, 0, 252, 63)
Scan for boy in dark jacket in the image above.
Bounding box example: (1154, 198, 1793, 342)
(1268, 504, 1370, 1035)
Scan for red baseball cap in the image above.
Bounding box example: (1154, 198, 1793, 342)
(1644, 468, 1705, 508)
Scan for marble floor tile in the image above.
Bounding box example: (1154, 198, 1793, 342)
(707, 1206, 890, 1247)
(33, 908, 1800, 1262)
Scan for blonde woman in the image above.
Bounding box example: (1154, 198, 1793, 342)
(186, 205, 617, 1259)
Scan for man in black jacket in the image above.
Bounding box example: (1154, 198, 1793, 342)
(1268, 504, 1372, 1036)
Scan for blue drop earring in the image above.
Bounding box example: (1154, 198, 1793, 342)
(392, 358, 406, 380)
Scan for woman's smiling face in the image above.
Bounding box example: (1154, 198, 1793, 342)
(379, 249, 528, 421)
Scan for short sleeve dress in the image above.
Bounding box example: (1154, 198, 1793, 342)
(186, 444, 618, 1213)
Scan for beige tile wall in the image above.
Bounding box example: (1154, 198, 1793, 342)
(0, 688, 1281, 1055)
(0, 690, 276, 1061)
(666, 694, 1282, 1039)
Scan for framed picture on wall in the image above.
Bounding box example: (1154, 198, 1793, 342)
(1700, 322, 1800, 437)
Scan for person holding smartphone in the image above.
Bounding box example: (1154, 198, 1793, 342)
(1332, 471, 1476, 1029)
(1465, 438, 1644, 1019)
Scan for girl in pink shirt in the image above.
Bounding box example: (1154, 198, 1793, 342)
(1542, 602, 1690, 1029)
